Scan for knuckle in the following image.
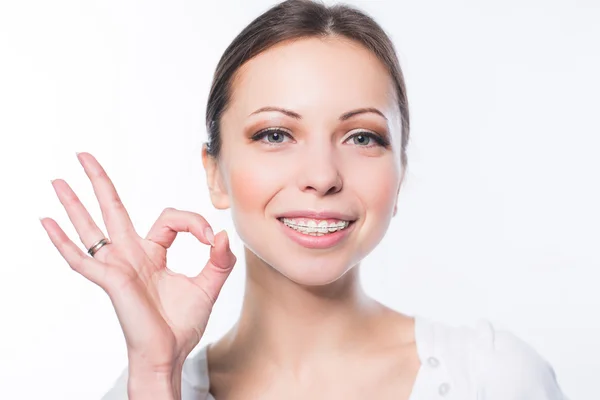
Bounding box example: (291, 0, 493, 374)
(100, 247, 118, 264)
(95, 168, 109, 180)
(163, 208, 207, 224)
(63, 191, 79, 205)
(161, 207, 177, 216)
(191, 213, 207, 225)
(108, 195, 125, 210)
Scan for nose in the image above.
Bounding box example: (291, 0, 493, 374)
(296, 144, 343, 196)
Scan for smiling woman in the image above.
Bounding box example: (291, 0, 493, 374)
(203, 33, 404, 288)
(38, 0, 569, 399)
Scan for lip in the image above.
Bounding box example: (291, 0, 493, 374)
(275, 210, 357, 221)
(277, 218, 356, 249)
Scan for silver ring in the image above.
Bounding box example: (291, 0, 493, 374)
(88, 238, 111, 257)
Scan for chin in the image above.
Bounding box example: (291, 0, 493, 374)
(268, 252, 361, 286)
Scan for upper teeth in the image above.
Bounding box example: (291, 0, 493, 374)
(281, 218, 350, 234)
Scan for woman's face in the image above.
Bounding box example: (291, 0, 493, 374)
(205, 36, 404, 285)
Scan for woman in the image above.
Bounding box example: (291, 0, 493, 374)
(41, 0, 568, 399)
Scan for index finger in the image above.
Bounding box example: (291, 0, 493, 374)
(76, 152, 136, 240)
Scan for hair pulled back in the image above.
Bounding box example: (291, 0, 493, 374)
(205, 0, 410, 166)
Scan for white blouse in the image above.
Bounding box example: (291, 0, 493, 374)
(101, 315, 569, 399)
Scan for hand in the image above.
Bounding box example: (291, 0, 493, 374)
(40, 152, 237, 373)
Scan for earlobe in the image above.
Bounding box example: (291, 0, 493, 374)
(202, 143, 230, 210)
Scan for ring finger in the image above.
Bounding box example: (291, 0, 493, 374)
(51, 178, 112, 261)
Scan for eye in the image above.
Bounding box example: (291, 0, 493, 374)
(251, 127, 292, 145)
(345, 131, 390, 148)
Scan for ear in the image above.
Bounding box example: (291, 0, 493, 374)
(392, 167, 406, 217)
(202, 143, 230, 210)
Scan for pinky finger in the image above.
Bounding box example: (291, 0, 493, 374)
(40, 217, 108, 287)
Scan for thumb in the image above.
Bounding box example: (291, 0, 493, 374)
(192, 230, 237, 304)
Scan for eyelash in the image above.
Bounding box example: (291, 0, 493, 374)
(250, 127, 390, 148)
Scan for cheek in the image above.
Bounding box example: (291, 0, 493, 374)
(229, 164, 265, 215)
(227, 153, 285, 218)
(226, 154, 291, 258)
(349, 157, 400, 215)
(349, 158, 400, 259)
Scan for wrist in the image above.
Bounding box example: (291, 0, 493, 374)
(127, 360, 184, 400)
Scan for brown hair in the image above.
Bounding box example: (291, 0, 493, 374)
(205, 0, 410, 167)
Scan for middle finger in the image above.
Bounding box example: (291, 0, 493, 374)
(51, 178, 111, 260)
(76, 152, 136, 240)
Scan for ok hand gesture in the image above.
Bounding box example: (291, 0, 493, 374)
(40, 152, 236, 374)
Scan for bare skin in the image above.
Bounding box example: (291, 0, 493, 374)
(41, 153, 237, 399)
(207, 300, 420, 400)
(202, 36, 420, 399)
(41, 34, 418, 400)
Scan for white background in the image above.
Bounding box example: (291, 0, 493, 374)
(1, 0, 598, 398)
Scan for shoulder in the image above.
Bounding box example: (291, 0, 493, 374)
(417, 316, 568, 399)
(100, 345, 212, 400)
(469, 320, 567, 399)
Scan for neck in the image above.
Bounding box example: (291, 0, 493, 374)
(223, 247, 389, 368)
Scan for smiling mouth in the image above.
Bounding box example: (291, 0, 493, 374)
(277, 217, 355, 236)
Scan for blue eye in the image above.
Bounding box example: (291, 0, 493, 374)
(352, 134, 371, 146)
(347, 131, 389, 148)
(251, 128, 390, 148)
(251, 128, 291, 144)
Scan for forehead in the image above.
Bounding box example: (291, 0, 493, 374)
(226, 36, 397, 118)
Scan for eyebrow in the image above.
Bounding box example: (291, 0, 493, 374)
(248, 106, 388, 121)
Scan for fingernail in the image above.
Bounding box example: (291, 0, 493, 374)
(218, 230, 231, 248)
(204, 227, 215, 247)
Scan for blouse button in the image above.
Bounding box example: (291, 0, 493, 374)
(438, 382, 451, 396)
(427, 356, 440, 368)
